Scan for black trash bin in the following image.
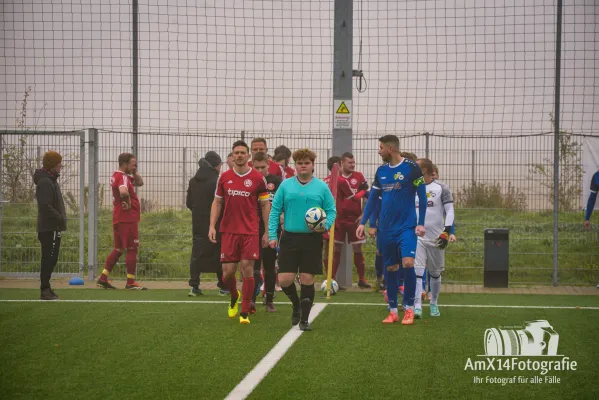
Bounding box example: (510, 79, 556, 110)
(484, 228, 509, 288)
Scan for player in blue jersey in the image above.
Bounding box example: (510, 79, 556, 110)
(584, 170, 599, 232)
(357, 135, 427, 325)
(584, 170, 599, 289)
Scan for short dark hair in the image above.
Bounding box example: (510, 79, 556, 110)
(416, 158, 434, 175)
(400, 152, 417, 161)
(252, 152, 269, 163)
(273, 152, 287, 162)
(251, 138, 267, 147)
(232, 140, 249, 152)
(274, 145, 291, 159)
(327, 156, 341, 171)
(340, 152, 354, 160)
(379, 135, 400, 149)
(118, 153, 136, 166)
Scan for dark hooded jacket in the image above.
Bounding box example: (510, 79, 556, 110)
(33, 169, 67, 233)
(186, 158, 221, 235)
(186, 159, 222, 273)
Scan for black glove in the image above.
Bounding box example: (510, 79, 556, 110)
(358, 182, 369, 191)
(436, 232, 449, 249)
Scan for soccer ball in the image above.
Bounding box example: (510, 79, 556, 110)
(320, 279, 339, 295)
(305, 206, 327, 232)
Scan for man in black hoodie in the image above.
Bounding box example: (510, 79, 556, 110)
(186, 151, 227, 296)
(34, 150, 67, 300)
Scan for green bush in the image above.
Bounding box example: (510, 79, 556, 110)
(455, 181, 527, 211)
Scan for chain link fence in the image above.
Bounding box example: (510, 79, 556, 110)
(0, 0, 597, 285)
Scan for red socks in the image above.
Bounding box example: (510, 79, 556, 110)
(354, 252, 366, 280)
(241, 277, 255, 314)
(332, 251, 341, 280)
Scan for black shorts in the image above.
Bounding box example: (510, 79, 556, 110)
(254, 246, 277, 272)
(277, 232, 323, 276)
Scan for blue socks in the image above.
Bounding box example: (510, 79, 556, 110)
(403, 267, 416, 307)
(398, 267, 404, 288)
(375, 254, 383, 279)
(386, 270, 399, 309)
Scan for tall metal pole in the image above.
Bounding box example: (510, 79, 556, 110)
(424, 132, 430, 159)
(132, 0, 139, 156)
(552, 0, 563, 287)
(0, 134, 4, 274)
(333, 0, 353, 288)
(79, 133, 86, 277)
(87, 129, 99, 281)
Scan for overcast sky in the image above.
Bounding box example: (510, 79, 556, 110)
(0, 0, 597, 137)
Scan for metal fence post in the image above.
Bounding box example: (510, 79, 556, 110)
(87, 128, 99, 281)
(552, 0, 563, 287)
(182, 147, 187, 209)
(79, 132, 85, 277)
(472, 150, 476, 184)
(0, 133, 4, 274)
(424, 132, 430, 159)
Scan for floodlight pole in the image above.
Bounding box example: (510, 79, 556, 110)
(333, 0, 354, 288)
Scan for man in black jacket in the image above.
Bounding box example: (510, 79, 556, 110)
(34, 151, 67, 300)
(186, 151, 227, 296)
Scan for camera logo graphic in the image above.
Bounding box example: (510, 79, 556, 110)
(484, 320, 559, 356)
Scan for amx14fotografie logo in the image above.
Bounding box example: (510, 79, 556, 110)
(464, 320, 577, 385)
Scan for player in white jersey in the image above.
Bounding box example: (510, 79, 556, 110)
(414, 158, 454, 318)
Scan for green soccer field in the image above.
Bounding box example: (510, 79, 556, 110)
(1, 289, 598, 400)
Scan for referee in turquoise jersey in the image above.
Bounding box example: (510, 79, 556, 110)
(269, 148, 336, 331)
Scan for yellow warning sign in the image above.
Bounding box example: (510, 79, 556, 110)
(336, 101, 350, 114)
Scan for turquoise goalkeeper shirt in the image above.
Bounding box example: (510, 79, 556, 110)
(268, 176, 337, 241)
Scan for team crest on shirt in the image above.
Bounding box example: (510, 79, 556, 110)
(394, 172, 404, 180)
(267, 183, 275, 190)
(351, 178, 357, 185)
(244, 179, 253, 187)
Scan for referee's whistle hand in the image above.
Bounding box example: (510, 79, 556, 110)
(356, 224, 365, 240)
(269, 240, 278, 249)
(208, 227, 217, 243)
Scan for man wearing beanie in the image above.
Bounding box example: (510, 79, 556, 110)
(34, 150, 67, 300)
(186, 151, 227, 296)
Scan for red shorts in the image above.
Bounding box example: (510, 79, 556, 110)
(334, 220, 365, 245)
(113, 222, 139, 249)
(220, 233, 260, 263)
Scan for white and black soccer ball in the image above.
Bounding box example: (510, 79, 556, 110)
(305, 206, 327, 232)
(320, 279, 339, 295)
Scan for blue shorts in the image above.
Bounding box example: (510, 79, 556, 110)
(378, 229, 417, 268)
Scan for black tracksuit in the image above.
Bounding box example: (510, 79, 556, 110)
(186, 159, 224, 288)
(33, 169, 67, 290)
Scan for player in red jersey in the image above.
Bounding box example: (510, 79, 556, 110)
(209, 140, 271, 325)
(334, 152, 371, 288)
(248, 138, 285, 178)
(322, 156, 364, 284)
(97, 153, 146, 290)
(274, 145, 295, 178)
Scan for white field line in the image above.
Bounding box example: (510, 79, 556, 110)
(224, 303, 327, 400)
(0, 299, 598, 310)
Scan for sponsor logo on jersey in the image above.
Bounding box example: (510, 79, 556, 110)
(427, 200, 434, 207)
(267, 183, 275, 190)
(394, 182, 402, 189)
(227, 189, 251, 197)
(394, 172, 404, 180)
(244, 179, 253, 187)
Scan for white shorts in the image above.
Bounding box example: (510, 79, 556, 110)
(415, 240, 445, 275)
